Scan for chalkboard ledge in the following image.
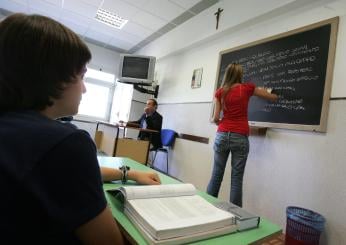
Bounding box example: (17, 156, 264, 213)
(249, 126, 267, 136)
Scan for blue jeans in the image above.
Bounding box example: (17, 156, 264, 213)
(207, 132, 249, 207)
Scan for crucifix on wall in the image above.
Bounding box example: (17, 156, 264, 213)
(214, 7, 223, 30)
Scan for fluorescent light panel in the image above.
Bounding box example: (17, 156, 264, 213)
(95, 8, 128, 29)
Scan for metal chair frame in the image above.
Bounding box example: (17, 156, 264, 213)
(151, 129, 176, 174)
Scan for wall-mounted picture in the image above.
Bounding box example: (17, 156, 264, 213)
(191, 68, 203, 88)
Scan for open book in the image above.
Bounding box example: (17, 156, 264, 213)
(107, 183, 236, 245)
(214, 201, 260, 231)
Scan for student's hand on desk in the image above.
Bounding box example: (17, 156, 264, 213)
(128, 170, 161, 185)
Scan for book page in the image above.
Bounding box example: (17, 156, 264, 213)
(121, 183, 196, 200)
(125, 207, 237, 245)
(127, 195, 235, 239)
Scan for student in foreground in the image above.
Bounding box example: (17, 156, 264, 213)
(207, 63, 278, 207)
(0, 13, 160, 244)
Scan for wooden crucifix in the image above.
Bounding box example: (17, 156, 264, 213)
(214, 8, 223, 30)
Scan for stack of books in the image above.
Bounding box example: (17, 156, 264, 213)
(108, 183, 237, 245)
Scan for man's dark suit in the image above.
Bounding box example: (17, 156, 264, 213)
(131, 111, 162, 150)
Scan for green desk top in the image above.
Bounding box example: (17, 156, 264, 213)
(98, 156, 281, 245)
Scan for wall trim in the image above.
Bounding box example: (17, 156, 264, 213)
(330, 97, 346, 100)
(132, 99, 146, 104)
(178, 133, 209, 144)
(159, 101, 212, 105)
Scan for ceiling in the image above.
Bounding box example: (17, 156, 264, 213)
(0, 0, 218, 53)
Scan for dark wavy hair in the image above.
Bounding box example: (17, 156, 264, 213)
(0, 13, 91, 111)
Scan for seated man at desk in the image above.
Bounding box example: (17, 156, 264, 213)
(126, 98, 163, 150)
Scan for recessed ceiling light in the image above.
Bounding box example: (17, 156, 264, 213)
(95, 8, 128, 29)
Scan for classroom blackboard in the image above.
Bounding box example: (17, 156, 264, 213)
(214, 17, 338, 132)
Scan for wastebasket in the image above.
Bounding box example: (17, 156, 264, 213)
(285, 206, 325, 245)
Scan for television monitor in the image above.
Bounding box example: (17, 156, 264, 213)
(118, 54, 156, 86)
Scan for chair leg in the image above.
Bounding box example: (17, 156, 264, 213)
(166, 152, 169, 174)
(152, 151, 158, 168)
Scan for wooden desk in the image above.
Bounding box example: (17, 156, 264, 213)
(115, 125, 158, 164)
(98, 157, 282, 245)
(95, 122, 158, 164)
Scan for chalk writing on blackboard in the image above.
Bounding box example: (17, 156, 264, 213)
(215, 17, 338, 132)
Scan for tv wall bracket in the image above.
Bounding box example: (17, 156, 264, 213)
(117, 80, 159, 98)
(133, 84, 159, 98)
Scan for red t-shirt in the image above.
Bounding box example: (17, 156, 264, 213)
(215, 82, 255, 135)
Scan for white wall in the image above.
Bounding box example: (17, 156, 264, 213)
(86, 42, 121, 75)
(136, 0, 346, 244)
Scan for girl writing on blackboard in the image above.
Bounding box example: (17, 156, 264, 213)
(207, 63, 277, 207)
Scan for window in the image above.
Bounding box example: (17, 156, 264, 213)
(78, 82, 111, 119)
(78, 68, 115, 121)
(77, 68, 133, 123)
(110, 81, 133, 123)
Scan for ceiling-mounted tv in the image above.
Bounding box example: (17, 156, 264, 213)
(118, 54, 156, 86)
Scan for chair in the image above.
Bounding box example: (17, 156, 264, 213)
(151, 129, 177, 174)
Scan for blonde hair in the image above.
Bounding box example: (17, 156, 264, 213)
(220, 63, 243, 108)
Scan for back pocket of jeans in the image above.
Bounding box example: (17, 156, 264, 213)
(214, 133, 228, 152)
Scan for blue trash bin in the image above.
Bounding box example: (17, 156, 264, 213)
(285, 206, 325, 245)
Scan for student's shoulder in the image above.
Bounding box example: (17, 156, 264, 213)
(41, 117, 92, 143)
(242, 82, 256, 92)
(0, 111, 93, 167)
(214, 87, 223, 98)
(243, 81, 256, 87)
(33, 114, 78, 134)
(154, 111, 163, 118)
(6, 111, 86, 141)
(30, 115, 95, 156)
